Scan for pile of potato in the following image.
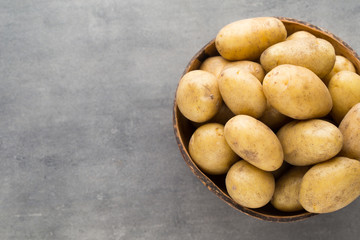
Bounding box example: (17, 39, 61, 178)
(176, 17, 360, 214)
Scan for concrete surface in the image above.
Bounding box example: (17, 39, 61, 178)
(0, 0, 360, 239)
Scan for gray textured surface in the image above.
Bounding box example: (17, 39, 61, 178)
(1, 0, 360, 239)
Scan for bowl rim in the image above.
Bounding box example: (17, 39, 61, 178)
(173, 17, 360, 222)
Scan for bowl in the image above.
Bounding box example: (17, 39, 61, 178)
(173, 17, 360, 222)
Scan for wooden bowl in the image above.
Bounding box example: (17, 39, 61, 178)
(173, 17, 360, 222)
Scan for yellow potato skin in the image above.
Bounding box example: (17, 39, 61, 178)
(176, 70, 222, 123)
(226, 160, 275, 208)
(277, 119, 343, 166)
(223, 60, 265, 82)
(328, 71, 360, 123)
(263, 64, 333, 120)
(323, 55, 356, 85)
(299, 157, 360, 213)
(189, 123, 238, 175)
(260, 38, 335, 78)
(200, 56, 229, 78)
(271, 166, 309, 212)
(216, 17, 286, 61)
(224, 115, 283, 171)
(339, 103, 360, 160)
(218, 67, 266, 118)
(286, 31, 316, 40)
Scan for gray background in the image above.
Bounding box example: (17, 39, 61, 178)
(0, 0, 360, 239)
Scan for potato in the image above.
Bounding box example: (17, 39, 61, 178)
(263, 64, 333, 119)
(323, 55, 356, 85)
(226, 160, 275, 208)
(271, 166, 309, 212)
(216, 17, 286, 61)
(259, 101, 291, 131)
(299, 157, 360, 213)
(286, 31, 316, 40)
(328, 71, 360, 123)
(218, 67, 266, 118)
(277, 119, 343, 166)
(223, 60, 265, 82)
(224, 115, 283, 171)
(189, 123, 238, 175)
(176, 70, 222, 122)
(260, 37, 335, 78)
(200, 56, 229, 78)
(339, 103, 360, 160)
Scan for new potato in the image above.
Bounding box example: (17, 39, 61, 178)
(189, 123, 238, 175)
(324, 55, 356, 85)
(224, 115, 283, 171)
(260, 37, 335, 78)
(339, 103, 360, 160)
(277, 119, 343, 166)
(271, 166, 309, 212)
(176, 70, 222, 123)
(218, 67, 267, 118)
(328, 71, 360, 123)
(216, 17, 286, 60)
(226, 160, 275, 208)
(263, 64, 333, 119)
(299, 157, 360, 213)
